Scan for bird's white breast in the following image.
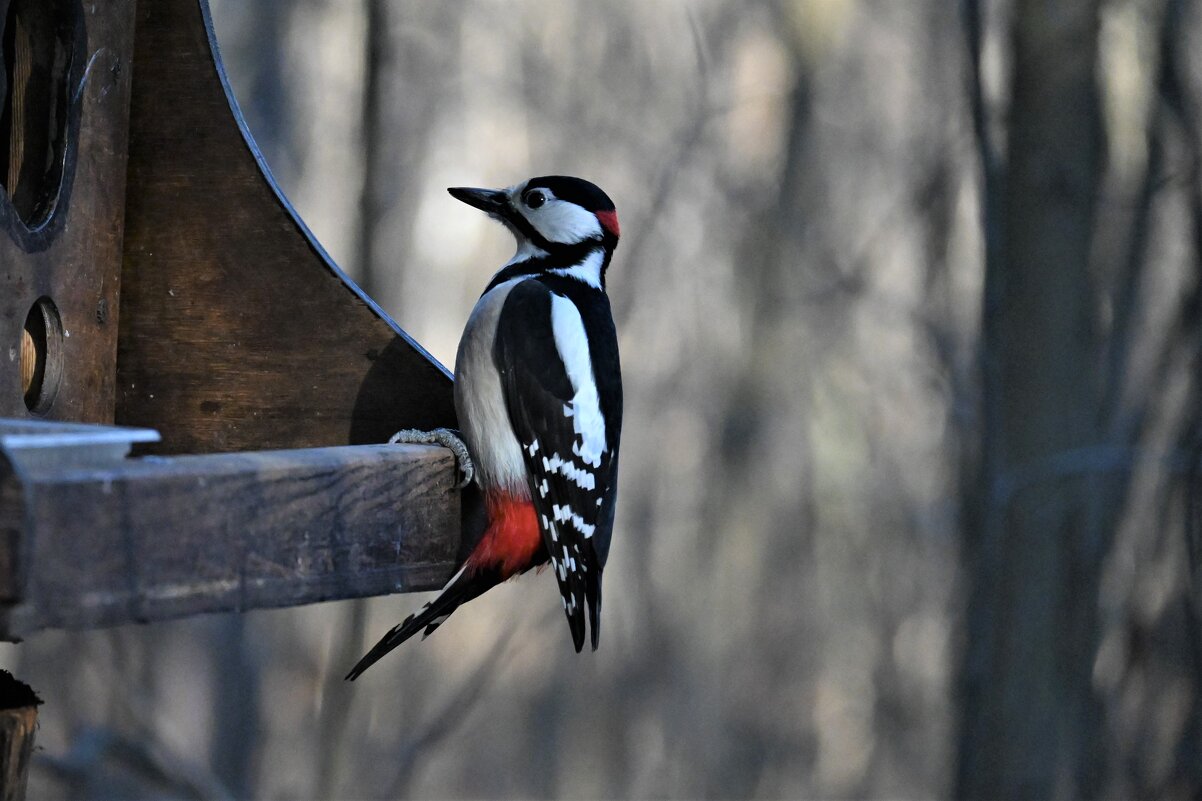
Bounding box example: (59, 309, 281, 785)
(454, 278, 528, 494)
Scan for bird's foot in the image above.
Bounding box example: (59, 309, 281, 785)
(388, 427, 475, 489)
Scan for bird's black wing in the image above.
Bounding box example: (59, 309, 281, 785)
(493, 278, 620, 651)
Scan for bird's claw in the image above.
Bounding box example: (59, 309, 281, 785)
(388, 427, 476, 489)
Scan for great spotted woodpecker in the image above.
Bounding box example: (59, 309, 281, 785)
(346, 176, 622, 679)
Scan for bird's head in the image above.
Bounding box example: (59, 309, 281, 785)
(448, 176, 620, 257)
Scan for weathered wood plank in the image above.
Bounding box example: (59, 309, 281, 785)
(0, 419, 159, 604)
(0, 441, 462, 638)
(117, 0, 456, 454)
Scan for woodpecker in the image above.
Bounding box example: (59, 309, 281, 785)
(346, 176, 622, 680)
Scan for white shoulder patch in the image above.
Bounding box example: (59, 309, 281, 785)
(549, 293, 607, 467)
(550, 249, 604, 290)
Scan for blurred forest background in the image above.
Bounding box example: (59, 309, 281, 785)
(4, 0, 1202, 798)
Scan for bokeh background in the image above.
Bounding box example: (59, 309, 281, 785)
(4, 0, 1202, 798)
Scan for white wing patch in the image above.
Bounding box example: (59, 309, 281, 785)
(541, 452, 596, 490)
(549, 293, 607, 467)
(552, 503, 597, 539)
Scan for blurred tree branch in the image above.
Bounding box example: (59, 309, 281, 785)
(38, 726, 234, 801)
(383, 630, 515, 799)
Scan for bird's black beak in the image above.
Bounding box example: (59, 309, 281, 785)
(447, 187, 509, 217)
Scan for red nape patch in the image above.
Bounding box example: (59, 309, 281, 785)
(596, 209, 620, 238)
(466, 492, 542, 578)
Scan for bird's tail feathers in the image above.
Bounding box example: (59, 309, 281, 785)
(557, 554, 603, 653)
(345, 566, 498, 680)
(586, 571, 602, 651)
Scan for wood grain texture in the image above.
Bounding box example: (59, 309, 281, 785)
(0, 670, 38, 801)
(0, 1, 137, 423)
(117, 0, 456, 454)
(0, 443, 462, 638)
(16, 334, 31, 401)
(0, 707, 36, 801)
(0, 453, 21, 605)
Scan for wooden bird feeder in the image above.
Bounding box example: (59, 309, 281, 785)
(0, 1, 466, 780)
(0, 2, 470, 792)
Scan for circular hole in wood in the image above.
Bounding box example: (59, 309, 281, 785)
(0, 0, 80, 228)
(21, 296, 63, 413)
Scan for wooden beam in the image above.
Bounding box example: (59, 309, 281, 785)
(0, 421, 462, 639)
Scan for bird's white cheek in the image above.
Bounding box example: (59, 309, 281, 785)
(530, 203, 604, 243)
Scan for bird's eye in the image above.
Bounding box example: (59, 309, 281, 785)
(525, 191, 546, 209)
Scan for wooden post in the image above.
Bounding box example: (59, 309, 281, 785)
(0, 0, 138, 423)
(0, 671, 40, 801)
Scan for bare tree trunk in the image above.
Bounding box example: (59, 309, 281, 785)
(356, 0, 386, 295)
(958, 0, 1107, 798)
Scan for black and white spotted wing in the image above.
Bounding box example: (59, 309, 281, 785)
(493, 277, 622, 651)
